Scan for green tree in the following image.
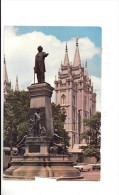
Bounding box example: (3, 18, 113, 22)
(4, 91, 30, 147)
(4, 92, 70, 147)
(52, 103, 70, 146)
(80, 112, 101, 161)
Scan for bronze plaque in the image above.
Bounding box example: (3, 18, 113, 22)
(29, 145, 40, 153)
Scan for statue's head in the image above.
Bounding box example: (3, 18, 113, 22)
(36, 108, 40, 113)
(54, 129, 58, 133)
(37, 46, 43, 52)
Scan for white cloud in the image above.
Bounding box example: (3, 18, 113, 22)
(68, 37, 101, 61)
(79, 37, 100, 60)
(4, 26, 101, 110)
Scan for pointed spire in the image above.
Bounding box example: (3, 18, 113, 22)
(84, 60, 88, 76)
(73, 37, 81, 67)
(85, 60, 87, 68)
(76, 36, 78, 46)
(4, 55, 9, 83)
(15, 76, 19, 91)
(65, 42, 68, 52)
(64, 42, 69, 66)
(4, 55, 11, 96)
(4, 55, 6, 64)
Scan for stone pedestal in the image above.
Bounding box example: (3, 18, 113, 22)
(27, 82, 54, 137)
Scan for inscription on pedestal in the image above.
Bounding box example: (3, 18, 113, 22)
(29, 145, 40, 153)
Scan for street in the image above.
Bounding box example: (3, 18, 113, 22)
(79, 170, 100, 181)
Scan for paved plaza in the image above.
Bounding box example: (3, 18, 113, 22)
(79, 170, 100, 181)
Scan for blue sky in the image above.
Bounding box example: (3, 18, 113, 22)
(4, 26, 101, 110)
(16, 26, 102, 47)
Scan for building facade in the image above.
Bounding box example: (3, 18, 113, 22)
(54, 38, 96, 148)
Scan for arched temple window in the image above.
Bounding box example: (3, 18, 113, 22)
(73, 96, 75, 106)
(73, 109, 75, 119)
(73, 133, 75, 143)
(84, 96, 87, 110)
(61, 94, 66, 105)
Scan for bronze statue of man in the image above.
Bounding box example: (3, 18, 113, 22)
(34, 108, 42, 136)
(34, 46, 49, 83)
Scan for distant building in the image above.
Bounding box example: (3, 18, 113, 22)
(4, 56, 20, 98)
(4, 56, 11, 97)
(54, 38, 96, 149)
(15, 76, 19, 91)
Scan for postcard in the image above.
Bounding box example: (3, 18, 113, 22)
(1, 1, 119, 195)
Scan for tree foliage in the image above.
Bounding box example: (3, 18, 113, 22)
(4, 91, 30, 147)
(83, 145, 100, 162)
(80, 112, 101, 161)
(52, 103, 70, 146)
(4, 92, 70, 147)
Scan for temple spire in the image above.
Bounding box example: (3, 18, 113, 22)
(4, 55, 11, 95)
(4, 55, 9, 83)
(64, 42, 69, 66)
(76, 36, 78, 46)
(15, 76, 19, 91)
(73, 37, 81, 67)
(84, 60, 88, 76)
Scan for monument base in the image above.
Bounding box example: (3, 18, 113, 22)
(4, 154, 81, 178)
(4, 82, 81, 179)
